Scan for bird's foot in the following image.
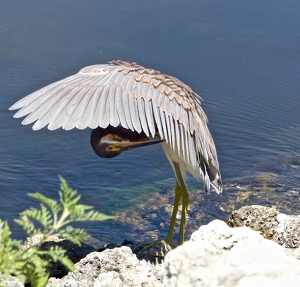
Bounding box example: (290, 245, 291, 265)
(131, 239, 177, 263)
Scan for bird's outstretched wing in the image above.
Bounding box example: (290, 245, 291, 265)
(9, 60, 222, 192)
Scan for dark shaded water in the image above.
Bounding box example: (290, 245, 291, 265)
(1, 0, 299, 244)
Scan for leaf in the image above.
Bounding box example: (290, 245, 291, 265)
(28, 193, 61, 214)
(70, 208, 114, 222)
(18, 204, 53, 235)
(1, 176, 113, 287)
(15, 215, 36, 235)
(57, 226, 88, 245)
(0, 220, 23, 281)
(59, 176, 81, 208)
(42, 245, 74, 272)
(0, 220, 12, 244)
(30, 275, 49, 287)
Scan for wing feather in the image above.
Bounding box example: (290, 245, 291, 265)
(174, 118, 181, 157)
(108, 84, 118, 127)
(89, 86, 104, 129)
(169, 116, 175, 153)
(48, 86, 84, 130)
(141, 81, 151, 101)
(31, 87, 73, 130)
(9, 60, 222, 193)
(189, 135, 197, 168)
(10, 75, 74, 112)
(159, 108, 168, 143)
(127, 78, 142, 133)
(137, 99, 149, 137)
(50, 75, 103, 130)
(152, 105, 162, 138)
(98, 85, 110, 128)
(76, 86, 99, 129)
(88, 73, 114, 129)
(180, 124, 186, 162)
(115, 87, 128, 129)
(144, 99, 155, 137)
(122, 90, 134, 131)
(166, 113, 172, 148)
(162, 92, 171, 115)
(115, 74, 134, 131)
(16, 84, 67, 123)
(65, 74, 107, 130)
(63, 87, 92, 130)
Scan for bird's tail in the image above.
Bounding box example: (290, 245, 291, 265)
(202, 159, 223, 194)
(210, 172, 223, 194)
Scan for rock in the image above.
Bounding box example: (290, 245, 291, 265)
(163, 220, 300, 287)
(22, 234, 52, 250)
(5, 207, 300, 287)
(227, 205, 300, 260)
(47, 246, 164, 287)
(274, 213, 300, 248)
(20, 234, 97, 279)
(0, 276, 24, 287)
(227, 205, 279, 239)
(274, 213, 300, 260)
(40, 238, 96, 278)
(21, 234, 97, 278)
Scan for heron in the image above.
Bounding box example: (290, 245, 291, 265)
(9, 60, 222, 246)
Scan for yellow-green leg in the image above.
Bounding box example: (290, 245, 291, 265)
(173, 162, 189, 245)
(133, 181, 181, 254)
(166, 180, 182, 244)
(132, 162, 188, 259)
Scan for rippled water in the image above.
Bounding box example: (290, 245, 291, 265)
(1, 0, 299, 244)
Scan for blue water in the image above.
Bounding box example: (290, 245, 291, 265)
(1, 0, 299, 244)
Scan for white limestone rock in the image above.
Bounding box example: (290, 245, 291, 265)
(163, 220, 300, 287)
(47, 246, 164, 287)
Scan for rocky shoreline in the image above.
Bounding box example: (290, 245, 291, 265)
(4, 205, 300, 287)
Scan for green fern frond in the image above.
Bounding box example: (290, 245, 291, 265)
(14, 214, 36, 236)
(17, 204, 53, 235)
(58, 176, 81, 208)
(57, 226, 87, 245)
(70, 208, 114, 221)
(38, 245, 74, 272)
(0, 221, 24, 282)
(2, 176, 113, 287)
(28, 193, 61, 214)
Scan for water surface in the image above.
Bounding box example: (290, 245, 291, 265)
(1, 0, 299, 244)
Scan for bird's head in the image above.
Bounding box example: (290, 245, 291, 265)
(90, 126, 164, 159)
(92, 139, 123, 158)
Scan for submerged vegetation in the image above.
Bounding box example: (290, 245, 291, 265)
(0, 176, 113, 287)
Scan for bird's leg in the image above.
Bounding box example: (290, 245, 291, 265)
(179, 183, 189, 245)
(165, 180, 182, 244)
(132, 176, 182, 260)
(173, 162, 189, 245)
(132, 163, 188, 260)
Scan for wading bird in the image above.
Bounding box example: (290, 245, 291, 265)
(9, 60, 222, 246)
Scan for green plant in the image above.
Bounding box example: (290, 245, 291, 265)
(0, 176, 113, 287)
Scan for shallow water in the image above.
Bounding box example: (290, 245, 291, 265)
(0, 0, 299, 244)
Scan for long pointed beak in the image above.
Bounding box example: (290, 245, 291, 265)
(109, 139, 164, 152)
